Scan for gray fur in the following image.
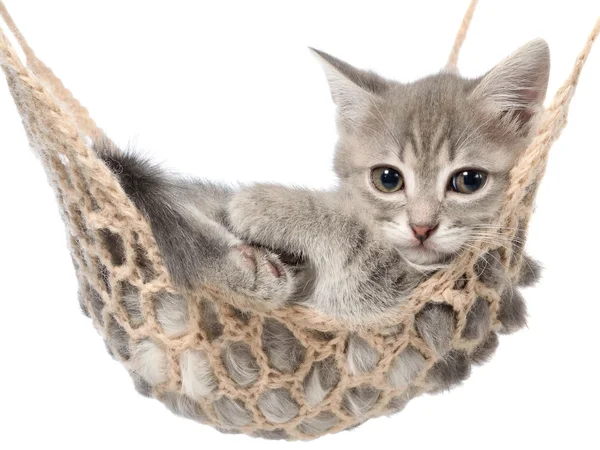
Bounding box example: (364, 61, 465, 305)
(262, 319, 305, 373)
(98, 228, 126, 266)
(78, 288, 90, 318)
(427, 350, 472, 393)
(303, 356, 340, 407)
(95, 39, 549, 326)
(97, 259, 112, 295)
(181, 349, 216, 399)
(162, 392, 208, 423)
(298, 412, 339, 436)
(213, 397, 252, 428)
(453, 275, 468, 290)
(95, 139, 294, 307)
(155, 291, 189, 337)
(88, 285, 105, 326)
(518, 255, 542, 287)
(257, 388, 299, 424)
(347, 334, 380, 375)
(215, 427, 241, 435)
(226, 41, 549, 324)
(387, 345, 426, 388)
(120, 282, 143, 327)
(308, 330, 336, 341)
(134, 244, 156, 282)
(130, 372, 153, 397)
(342, 385, 380, 418)
(497, 289, 528, 333)
(199, 299, 223, 341)
(253, 429, 289, 440)
(475, 249, 541, 294)
(414, 303, 455, 357)
(475, 250, 505, 290)
(221, 341, 260, 387)
(121, 285, 189, 337)
(231, 307, 251, 324)
(130, 339, 168, 385)
(106, 315, 130, 360)
(387, 387, 419, 413)
(470, 332, 499, 365)
(461, 297, 491, 341)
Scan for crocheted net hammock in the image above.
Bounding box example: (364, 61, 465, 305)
(1, 0, 598, 441)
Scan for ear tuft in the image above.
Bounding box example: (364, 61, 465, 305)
(471, 39, 550, 133)
(309, 48, 388, 124)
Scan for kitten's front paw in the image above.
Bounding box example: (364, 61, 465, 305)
(227, 186, 280, 245)
(225, 244, 294, 307)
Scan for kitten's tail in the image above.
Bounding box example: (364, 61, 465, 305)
(92, 139, 221, 290)
(92, 138, 173, 215)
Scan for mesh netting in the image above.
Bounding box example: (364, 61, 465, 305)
(0, 0, 598, 440)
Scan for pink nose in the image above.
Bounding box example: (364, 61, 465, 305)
(411, 224, 438, 243)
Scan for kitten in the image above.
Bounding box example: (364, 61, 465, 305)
(96, 39, 549, 326)
(226, 39, 549, 323)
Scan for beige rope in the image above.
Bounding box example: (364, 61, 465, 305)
(0, 1, 105, 140)
(501, 17, 600, 220)
(445, 0, 478, 71)
(0, 0, 598, 440)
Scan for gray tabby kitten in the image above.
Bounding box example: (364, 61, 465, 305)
(97, 39, 549, 326)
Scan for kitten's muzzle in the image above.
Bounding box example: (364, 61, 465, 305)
(411, 224, 439, 244)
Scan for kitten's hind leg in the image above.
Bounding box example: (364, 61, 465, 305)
(95, 141, 294, 308)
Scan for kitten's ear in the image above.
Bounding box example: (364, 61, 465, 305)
(470, 39, 550, 133)
(309, 48, 388, 123)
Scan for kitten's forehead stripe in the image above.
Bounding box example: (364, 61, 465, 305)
(401, 100, 458, 168)
(438, 139, 453, 167)
(432, 117, 450, 160)
(410, 117, 424, 157)
(397, 140, 406, 162)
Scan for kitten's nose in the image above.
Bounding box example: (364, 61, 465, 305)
(411, 224, 438, 243)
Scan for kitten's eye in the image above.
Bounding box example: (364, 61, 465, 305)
(450, 170, 487, 194)
(371, 167, 404, 193)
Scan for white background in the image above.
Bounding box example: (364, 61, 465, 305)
(1, 1, 599, 449)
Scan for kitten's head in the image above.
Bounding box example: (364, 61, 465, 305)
(313, 40, 550, 265)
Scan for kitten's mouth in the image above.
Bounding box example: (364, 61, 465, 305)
(404, 245, 446, 265)
(382, 220, 465, 265)
(403, 240, 462, 266)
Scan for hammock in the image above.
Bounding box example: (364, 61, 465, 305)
(0, 0, 597, 440)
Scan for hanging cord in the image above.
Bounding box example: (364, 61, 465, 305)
(0, 1, 106, 140)
(1, 0, 599, 329)
(445, 0, 478, 71)
(501, 16, 600, 221)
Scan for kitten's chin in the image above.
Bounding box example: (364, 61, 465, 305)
(382, 221, 466, 266)
(402, 247, 448, 266)
(402, 238, 467, 266)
